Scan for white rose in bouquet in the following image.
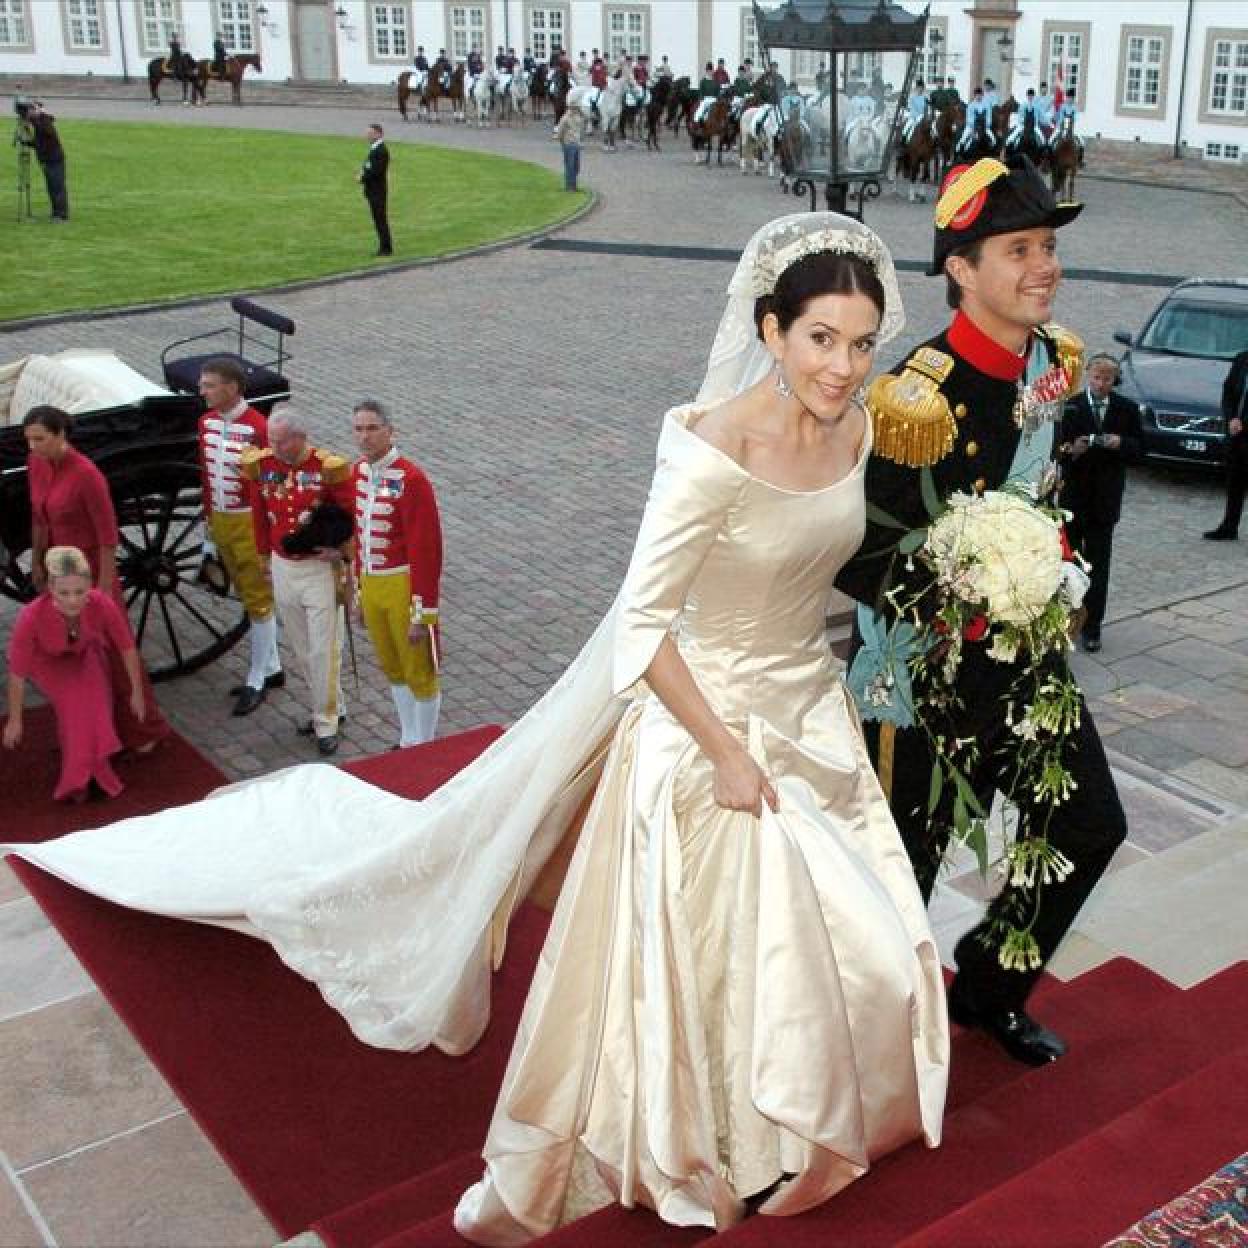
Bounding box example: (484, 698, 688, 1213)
(926, 492, 1064, 626)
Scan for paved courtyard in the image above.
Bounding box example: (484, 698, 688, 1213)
(1, 93, 1246, 1244)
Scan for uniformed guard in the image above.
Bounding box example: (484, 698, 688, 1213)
(835, 156, 1128, 1066)
(349, 401, 444, 748)
(196, 358, 283, 716)
(243, 410, 354, 755)
(956, 86, 991, 154)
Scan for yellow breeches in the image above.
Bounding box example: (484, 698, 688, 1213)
(208, 511, 274, 621)
(359, 573, 440, 698)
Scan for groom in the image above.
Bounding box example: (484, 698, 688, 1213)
(836, 157, 1128, 1065)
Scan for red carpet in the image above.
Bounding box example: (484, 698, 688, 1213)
(8, 714, 1248, 1248)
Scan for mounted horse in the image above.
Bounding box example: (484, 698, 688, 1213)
(957, 112, 999, 162)
(1005, 109, 1048, 169)
(147, 53, 204, 105)
(549, 66, 573, 125)
(643, 76, 673, 150)
(777, 112, 810, 194)
(423, 64, 466, 122)
(397, 68, 426, 121)
(192, 53, 261, 106)
(895, 110, 936, 201)
(1050, 114, 1080, 201)
(739, 103, 782, 177)
(991, 96, 1018, 155)
(665, 77, 696, 133)
(933, 102, 963, 182)
(468, 65, 499, 127)
(528, 64, 550, 121)
(567, 73, 634, 151)
(688, 93, 734, 166)
(503, 68, 530, 124)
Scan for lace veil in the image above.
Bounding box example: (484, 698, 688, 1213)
(697, 212, 906, 405)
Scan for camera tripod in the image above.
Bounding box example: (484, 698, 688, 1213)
(13, 120, 33, 222)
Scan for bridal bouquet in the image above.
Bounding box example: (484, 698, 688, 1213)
(858, 475, 1090, 972)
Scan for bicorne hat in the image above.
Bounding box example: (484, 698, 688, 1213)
(927, 155, 1082, 276)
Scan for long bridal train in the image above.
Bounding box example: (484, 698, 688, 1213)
(8, 407, 948, 1240)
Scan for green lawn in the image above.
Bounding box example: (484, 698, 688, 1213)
(5, 120, 586, 322)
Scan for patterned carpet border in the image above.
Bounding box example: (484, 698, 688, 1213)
(1105, 1153, 1248, 1247)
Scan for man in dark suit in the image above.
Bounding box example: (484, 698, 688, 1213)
(1058, 352, 1143, 652)
(358, 123, 392, 256)
(1204, 347, 1248, 542)
(25, 101, 68, 222)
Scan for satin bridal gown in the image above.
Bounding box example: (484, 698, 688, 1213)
(8, 406, 949, 1241)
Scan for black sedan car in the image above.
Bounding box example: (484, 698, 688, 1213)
(1113, 278, 1248, 467)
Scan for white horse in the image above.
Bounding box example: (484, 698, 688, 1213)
(739, 104, 782, 177)
(505, 68, 530, 124)
(469, 65, 498, 127)
(567, 73, 636, 151)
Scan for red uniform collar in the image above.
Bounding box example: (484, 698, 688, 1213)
(948, 311, 1030, 382)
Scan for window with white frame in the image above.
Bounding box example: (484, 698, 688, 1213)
(0, 0, 28, 47)
(449, 4, 486, 58)
(923, 19, 947, 84)
(1209, 36, 1248, 117)
(66, 0, 105, 50)
(529, 6, 566, 60)
(1122, 32, 1165, 109)
(215, 0, 254, 52)
(138, 0, 178, 55)
(1046, 30, 1083, 101)
(371, 4, 409, 59)
(846, 50, 881, 82)
(605, 7, 646, 60)
(741, 9, 761, 67)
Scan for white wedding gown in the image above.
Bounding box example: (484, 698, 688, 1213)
(7, 406, 948, 1241)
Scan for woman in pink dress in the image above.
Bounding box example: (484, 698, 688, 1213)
(3, 547, 147, 801)
(23, 404, 168, 753)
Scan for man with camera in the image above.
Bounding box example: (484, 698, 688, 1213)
(17, 98, 68, 221)
(1059, 352, 1143, 652)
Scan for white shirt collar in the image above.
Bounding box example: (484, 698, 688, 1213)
(219, 397, 249, 422)
(363, 447, 400, 480)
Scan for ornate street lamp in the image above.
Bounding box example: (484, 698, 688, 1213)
(753, 0, 929, 218)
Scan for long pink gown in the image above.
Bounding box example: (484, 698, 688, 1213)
(6, 590, 135, 801)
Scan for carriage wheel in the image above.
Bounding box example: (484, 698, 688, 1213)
(110, 461, 247, 682)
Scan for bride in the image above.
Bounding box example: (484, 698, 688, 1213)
(7, 214, 948, 1242)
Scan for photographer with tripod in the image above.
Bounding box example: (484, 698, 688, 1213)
(14, 97, 68, 222)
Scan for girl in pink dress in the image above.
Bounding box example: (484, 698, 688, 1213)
(23, 404, 168, 753)
(4, 547, 147, 802)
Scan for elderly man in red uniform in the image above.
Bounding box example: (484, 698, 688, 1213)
(243, 410, 353, 755)
(197, 359, 283, 717)
(349, 400, 444, 747)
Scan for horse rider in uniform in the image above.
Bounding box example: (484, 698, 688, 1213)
(957, 86, 991, 154)
(523, 48, 537, 74)
(1006, 88, 1041, 153)
(693, 62, 720, 127)
(844, 83, 878, 152)
(433, 48, 452, 89)
(196, 358, 283, 718)
(349, 401, 444, 749)
(243, 411, 354, 756)
(983, 77, 1000, 113)
(1035, 82, 1055, 138)
(166, 30, 184, 77)
(655, 55, 674, 81)
(757, 62, 785, 105)
(1050, 89, 1084, 163)
(902, 77, 929, 142)
(731, 64, 754, 99)
(634, 55, 650, 88)
(212, 31, 228, 77)
(466, 46, 484, 94)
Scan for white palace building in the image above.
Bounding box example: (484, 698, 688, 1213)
(2, 0, 1247, 160)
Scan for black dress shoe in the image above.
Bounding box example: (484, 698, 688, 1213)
(316, 733, 339, 756)
(1083, 634, 1102, 653)
(1203, 528, 1238, 541)
(231, 685, 267, 717)
(228, 672, 285, 697)
(948, 977, 1067, 1066)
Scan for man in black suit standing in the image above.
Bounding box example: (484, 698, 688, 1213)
(358, 122, 392, 257)
(1059, 352, 1143, 652)
(1204, 347, 1248, 542)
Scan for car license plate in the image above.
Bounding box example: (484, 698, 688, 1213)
(1179, 438, 1209, 453)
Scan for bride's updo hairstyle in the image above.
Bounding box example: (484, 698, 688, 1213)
(753, 250, 886, 342)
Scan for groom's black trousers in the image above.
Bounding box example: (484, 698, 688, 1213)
(860, 644, 1127, 1012)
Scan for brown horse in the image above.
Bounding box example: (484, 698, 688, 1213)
(190, 53, 261, 106)
(1050, 115, 1080, 201)
(397, 69, 421, 121)
(548, 66, 572, 124)
(689, 95, 733, 166)
(895, 112, 937, 201)
(415, 65, 465, 122)
(933, 103, 962, 183)
(147, 54, 204, 105)
(991, 96, 1017, 154)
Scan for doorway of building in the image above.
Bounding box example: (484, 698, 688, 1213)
(977, 24, 1011, 95)
(294, 0, 335, 81)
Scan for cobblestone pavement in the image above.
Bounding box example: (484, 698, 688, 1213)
(3, 93, 1246, 790)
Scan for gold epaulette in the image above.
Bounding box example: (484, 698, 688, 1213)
(239, 445, 268, 480)
(320, 452, 352, 485)
(1041, 323, 1085, 398)
(867, 348, 958, 468)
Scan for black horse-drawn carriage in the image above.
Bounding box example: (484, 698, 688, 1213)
(0, 298, 294, 681)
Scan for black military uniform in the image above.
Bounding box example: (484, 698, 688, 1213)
(835, 157, 1128, 1065)
(1205, 348, 1248, 540)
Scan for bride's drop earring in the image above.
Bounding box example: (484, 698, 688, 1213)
(774, 363, 794, 400)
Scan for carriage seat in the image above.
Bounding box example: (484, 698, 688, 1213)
(162, 352, 288, 409)
(0, 349, 168, 426)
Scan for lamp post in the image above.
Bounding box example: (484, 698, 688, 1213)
(753, 0, 928, 219)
